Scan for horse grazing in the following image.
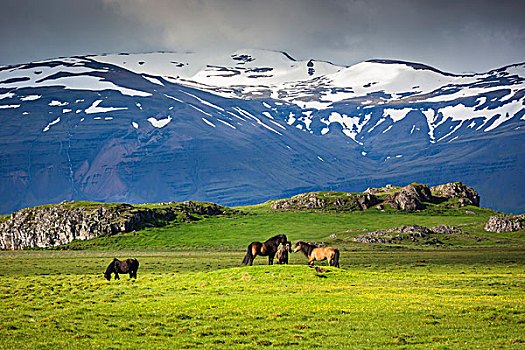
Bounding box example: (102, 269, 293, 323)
(276, 241, 292, 265)
(242, 234, 288, 266)
(293, 241, 340, 268)
(104, 258, 139, 281)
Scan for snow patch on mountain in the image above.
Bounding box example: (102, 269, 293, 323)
(217, 118, 236, 129)
(0, 58, 151, 97)
(201, 118, 215, 128)
(20, 95, 41, 101)
(0, 92, 15, 100)
(325, 112, 367, 142)
(439, 99, 524, 132)
(0, 104, 20, 109)
(43, 117, 60, 132)
(49, 100, 68, 107)
(147, 116, 172, 128)
(142, 75, 164, 86)
(85, 100, 128, 114)
(180, 90, 224, 111)
(383, 108, 414, 122)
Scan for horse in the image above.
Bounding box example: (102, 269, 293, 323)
(242, 234, 288, 266)
(293, 241, 340, 268)
(104, 258, 139, 281)
(276, 241, 292, 265)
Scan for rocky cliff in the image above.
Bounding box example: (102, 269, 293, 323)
(0, 201, 233, 250)
(271, 182, 479, 212)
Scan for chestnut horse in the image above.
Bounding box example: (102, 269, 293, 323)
(242, 234, 288, 266)
(104, 258, 139, 281)
(293, 241, 340, 267)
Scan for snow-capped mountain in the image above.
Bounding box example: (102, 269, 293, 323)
(0, 49, 524, 214)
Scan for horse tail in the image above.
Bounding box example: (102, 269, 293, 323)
(242, 244, 253, 265)
(333, 249, 340, 268)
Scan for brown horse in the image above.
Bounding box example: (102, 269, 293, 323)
(104, 258, 139, 281)
(276, 241, 292, 264)
(293, 241, 340, 267)
(242, 234, 288, 266)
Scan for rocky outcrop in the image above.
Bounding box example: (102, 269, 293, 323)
(364, 184, 400, 195)
(270, 192, 379, 211)
(484, 214, 525, 232)
(0, 201, 232, 250)
(431, 182, 480, 207)
(383, 183, 433, 211)
(431, 225, 467, 235)
(352, 224, 466, 244)
(272, 181, 481, 212)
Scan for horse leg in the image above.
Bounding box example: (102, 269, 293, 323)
(115, 273, 120, 280)
(308, 258, 314, 266)
(269, 254, 275, 265)
(329, 252, 336, 266)
(249, 247, 257, 266)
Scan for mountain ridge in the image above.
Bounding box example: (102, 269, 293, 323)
(0, 49, 523, 214)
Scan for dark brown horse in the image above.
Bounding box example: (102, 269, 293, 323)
(276, 241, 292, 264)
(293, 241, 340, 267)
(242, 234, 288, 266)
(104, 258, 139, 281)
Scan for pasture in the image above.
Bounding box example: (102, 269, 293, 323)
(1, 205, 524, 348)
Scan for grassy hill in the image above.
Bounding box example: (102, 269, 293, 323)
(57, 196, 521, 251)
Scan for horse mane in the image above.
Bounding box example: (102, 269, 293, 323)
(298, 241, 317, 256)
(265, 234, 287, 244)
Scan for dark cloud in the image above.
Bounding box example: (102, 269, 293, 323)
(1, 0, 524, 72)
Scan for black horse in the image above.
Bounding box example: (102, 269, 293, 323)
(104, 258, 139, 281)
(242, 234, 288, 266)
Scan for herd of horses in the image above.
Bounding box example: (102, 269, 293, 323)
(241, 233, 340, 268)
(104, 234, 339, 281)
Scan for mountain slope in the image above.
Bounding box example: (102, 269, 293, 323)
(0, 50, 523, 214)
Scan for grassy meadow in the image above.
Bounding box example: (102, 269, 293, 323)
(0, 202, 524, 349)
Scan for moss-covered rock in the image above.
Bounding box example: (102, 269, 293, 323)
(383, 182, 432, 211)
(270, 191, 379, 211)
(271, 181, 480, 212)
(484, 214, 525, 232)
(431, 182, 480, 207)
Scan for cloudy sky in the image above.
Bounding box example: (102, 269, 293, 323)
(1, 0, 524, 73)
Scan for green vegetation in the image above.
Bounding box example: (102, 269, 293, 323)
(0, 199, 524, 348)
(60, 202, 508, 250)
(0, 214, 9, 224)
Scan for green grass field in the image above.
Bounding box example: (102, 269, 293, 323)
(1, 202, 524, 349)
